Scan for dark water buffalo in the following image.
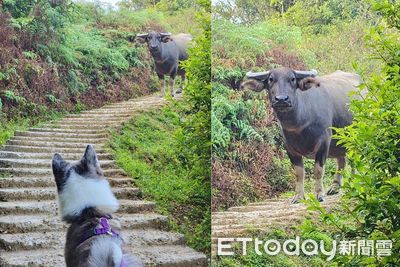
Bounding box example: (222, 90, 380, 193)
(241, 67, 361, 203)
(136, 31, 192, 97)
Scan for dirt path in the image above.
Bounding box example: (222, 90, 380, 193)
(211, 194, 341, 254)
(0, 95, 207, 266)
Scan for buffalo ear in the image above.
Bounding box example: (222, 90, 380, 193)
(135, 36, 147, 44)
(240, 79, 265, 92)
(135, 33, 148, 44)
(161, 36, 173, 43)
(298, 77, 320, 91)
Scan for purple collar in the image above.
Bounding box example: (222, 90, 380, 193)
(95, 217, 119, 236)
(80, 217, 126, 267)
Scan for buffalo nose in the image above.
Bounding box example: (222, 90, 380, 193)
(275, 95, 289, 102)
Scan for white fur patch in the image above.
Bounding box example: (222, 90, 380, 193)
(88, 237, 123, 267)
(58, 170, 119, 218)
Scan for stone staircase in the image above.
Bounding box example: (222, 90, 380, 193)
(0, 95, 207, 266)
(211, 194, 341, 255)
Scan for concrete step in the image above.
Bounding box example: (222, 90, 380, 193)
(0, 167, 125, 177)
(0, 213, 169, 234)
(65, 112, 134, 118)
(1, 145, 108, 153)
(0, 228, 185, 251)
(131, 244, 207, 267)
(62, 115, 132, 121)
(43, 123, 120, 130)
(10, 136, 109, 144)
(0, 176, 132, 188)
(0, 244, 207, 267)
(0, 187, 140, 201)
(5, 140, 105, 149)
(29, 128, 106, 134)
(0, 151, 113, 160)
(0, 158, 116, 169)
(14, 131, 108, 139)
(0, 199, 155, 215)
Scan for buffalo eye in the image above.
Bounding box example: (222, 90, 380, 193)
(268, 76, 274, 83)
(291, 77, 295, 82)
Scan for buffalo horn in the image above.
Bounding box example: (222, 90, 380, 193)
(246, 71, 271, 81)
(136, 33, 149, 38)
(294, 69, 318, 79)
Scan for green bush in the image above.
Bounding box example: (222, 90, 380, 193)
(302, 2, 400, 266)
(330, 2, 400, 264)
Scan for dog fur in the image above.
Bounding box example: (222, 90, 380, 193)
(52, 145, 142, 267)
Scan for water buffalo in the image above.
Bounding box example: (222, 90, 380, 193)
(241, 67, 361, 203)
(136, 31, 192, 97)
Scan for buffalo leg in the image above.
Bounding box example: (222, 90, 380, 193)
(314, 140, 330, 202)
(170, 77, 176, 96)
(288, 153, 305, 204)
(158, 74, 166, 97)
(170, 71, 177, 96)
(175, 73, 185, 94)
(327, 156, 345, 195)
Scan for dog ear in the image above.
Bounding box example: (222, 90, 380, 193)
(82, 144, 100, 168)
(52, 153, 68, 188)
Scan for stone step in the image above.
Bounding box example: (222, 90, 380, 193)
(0, 176, 132, 188)
(65, 113, 134, 118)
(14, 131, 108, 139)
(0, 187, 140, 201)
(43, 123, 120, 130)
(83, 107, 137, 112)
(0, 151, 112, 160)
(211, 221, 295, 238)
(5, 140, 105, 149)
(10, 136, 109, 144)
(0, 213, 169, 234)
(0, 158, 116, 169)
(0, 228, 185, 251)
(220, 196, 340, 214)
(212, 209, 305, 225)
(0, 167, 125, 177)
(29, 128, 106, 134)
(50, 119, 124, 124)
(0, 199, 155, 215)
(1, 145, 108, 154)
(0, 244, 207, 267)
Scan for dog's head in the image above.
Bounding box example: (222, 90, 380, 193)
(52, 145, 119, 222)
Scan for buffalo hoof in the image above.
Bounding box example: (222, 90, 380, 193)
(291, 195, 304, 204)
(159, 93, 165, 98)
(327, 184, 340, 195)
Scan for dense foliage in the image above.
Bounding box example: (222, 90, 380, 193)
(317, 1, 400, 265)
